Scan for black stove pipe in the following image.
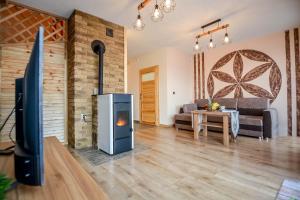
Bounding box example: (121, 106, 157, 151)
(91, 40, 106, 95)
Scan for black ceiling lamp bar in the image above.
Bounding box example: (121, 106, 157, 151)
(201, 19, 221, 29)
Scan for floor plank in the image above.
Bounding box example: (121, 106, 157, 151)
(71, 124, 300, 200)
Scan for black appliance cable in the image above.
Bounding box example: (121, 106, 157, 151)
(0, 96, 21, 155)
(0, 95, 21, 133)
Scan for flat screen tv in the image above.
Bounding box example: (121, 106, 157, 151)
(14, 27, 44, 186)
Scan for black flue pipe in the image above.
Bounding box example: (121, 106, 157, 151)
(91, 40, 106, 95)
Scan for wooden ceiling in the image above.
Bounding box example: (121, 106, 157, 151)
(0, 3, 66, 44)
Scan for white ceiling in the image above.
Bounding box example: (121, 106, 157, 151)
(14, 0, 300, 58)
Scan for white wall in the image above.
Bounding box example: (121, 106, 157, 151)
(128, 47, 193, 125)
(127, 48, 168, 124)
(166, 48, 193, 124)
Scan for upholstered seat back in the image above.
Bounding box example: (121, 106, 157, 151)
(237, 98, 270, 116)
(182, 103, 197, 113)
(195, 99, 208, 110)
(213, 98, 237, 110)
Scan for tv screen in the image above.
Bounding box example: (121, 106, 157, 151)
(14, 26, 44, 186)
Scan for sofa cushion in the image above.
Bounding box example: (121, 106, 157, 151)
(213, 98, 237, 110)
(182, 103, 197, 113)
(239, 115, 263, 126)
(195, 99, 208, 109)
(174, 113, 192, 122)
(238, 98, 270, 116)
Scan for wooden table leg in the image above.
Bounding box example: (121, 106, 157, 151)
(223, 115, 229, 146)
(203, 114, 207, 137)
(193, 112, 200, 140)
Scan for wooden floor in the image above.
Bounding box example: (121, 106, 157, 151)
(71, 124, 300, 200)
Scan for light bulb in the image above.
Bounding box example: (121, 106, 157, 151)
(162, 0, 176, 13)
(224, 33, 230, 43)
(151, 4, 164, 22)
(154, 8, 160, 18)
(209, 39, 214, 48)
(136, 19, 142, 27)
(133, 14, 145, 31)
(194, 40, 199, 51)
(165, 0, 171, 8)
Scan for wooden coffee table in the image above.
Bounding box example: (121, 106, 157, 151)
(192, 110, 230, 146)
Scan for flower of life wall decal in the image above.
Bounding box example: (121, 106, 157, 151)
(207, 49, 282, 103)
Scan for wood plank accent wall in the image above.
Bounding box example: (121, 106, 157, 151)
(201, 52, 205, 99)
(67, 10, 125, 149)
(193, 52, 206, 100)
(193, 54, 196, 101)
(285, 30, 292, 136)
(294, 28, 300, 136)
(197, 53, 201, 99)
(0, 42, 66, 141)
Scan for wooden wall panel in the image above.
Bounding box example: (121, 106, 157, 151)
(197, 53, 201, 99)
(0, 42, 65, 141)
(201, 52, 205, 99)
(68, 10, 124, 148)
(285, 30, 292, 136)
(193, 54, 196, 101)
(294, 28, 300, 136)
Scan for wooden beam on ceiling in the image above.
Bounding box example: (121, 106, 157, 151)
(138, 0, 152, 11)
(0, 3, 12, 12)
(7, 0, 66, 20)
(0, 7, 26, 23)
(4, 16, 51, 42)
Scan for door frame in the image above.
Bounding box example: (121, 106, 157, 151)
(139, 66, 159, 126)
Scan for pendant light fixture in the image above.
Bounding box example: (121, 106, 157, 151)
(194, 19, 230, 50)
(151, 0, 164, 22)
(133, 11, 145, 31)
(133, 0, 176, 31)
(224, 28, 230, 43)
(161, 0, 176, 13)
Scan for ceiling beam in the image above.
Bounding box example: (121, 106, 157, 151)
(0, 8, 27, 23)
(7, 0, 66, 20)
(196, 24, 229, 39)
(4, 16, 51, 42)
(0, 3, 12, 12)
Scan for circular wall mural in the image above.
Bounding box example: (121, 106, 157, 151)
(207, 49, 282, 103)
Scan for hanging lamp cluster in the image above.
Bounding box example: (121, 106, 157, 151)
(194, 19, 230, 51)
(133, 0, 176, 31)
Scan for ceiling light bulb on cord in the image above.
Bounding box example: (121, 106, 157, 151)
(151, 1, 164, 22)
(154, 7, 160, 18)
(209, 38, 214, 48)
(194, 39, 199, 51)
(133, 13, 145, 31)
(224, 32, 230, 43)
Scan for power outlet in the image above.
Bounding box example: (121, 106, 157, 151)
(80, 114, 87, 122)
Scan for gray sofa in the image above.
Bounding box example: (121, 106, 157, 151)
(174, 98, 279, 138)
